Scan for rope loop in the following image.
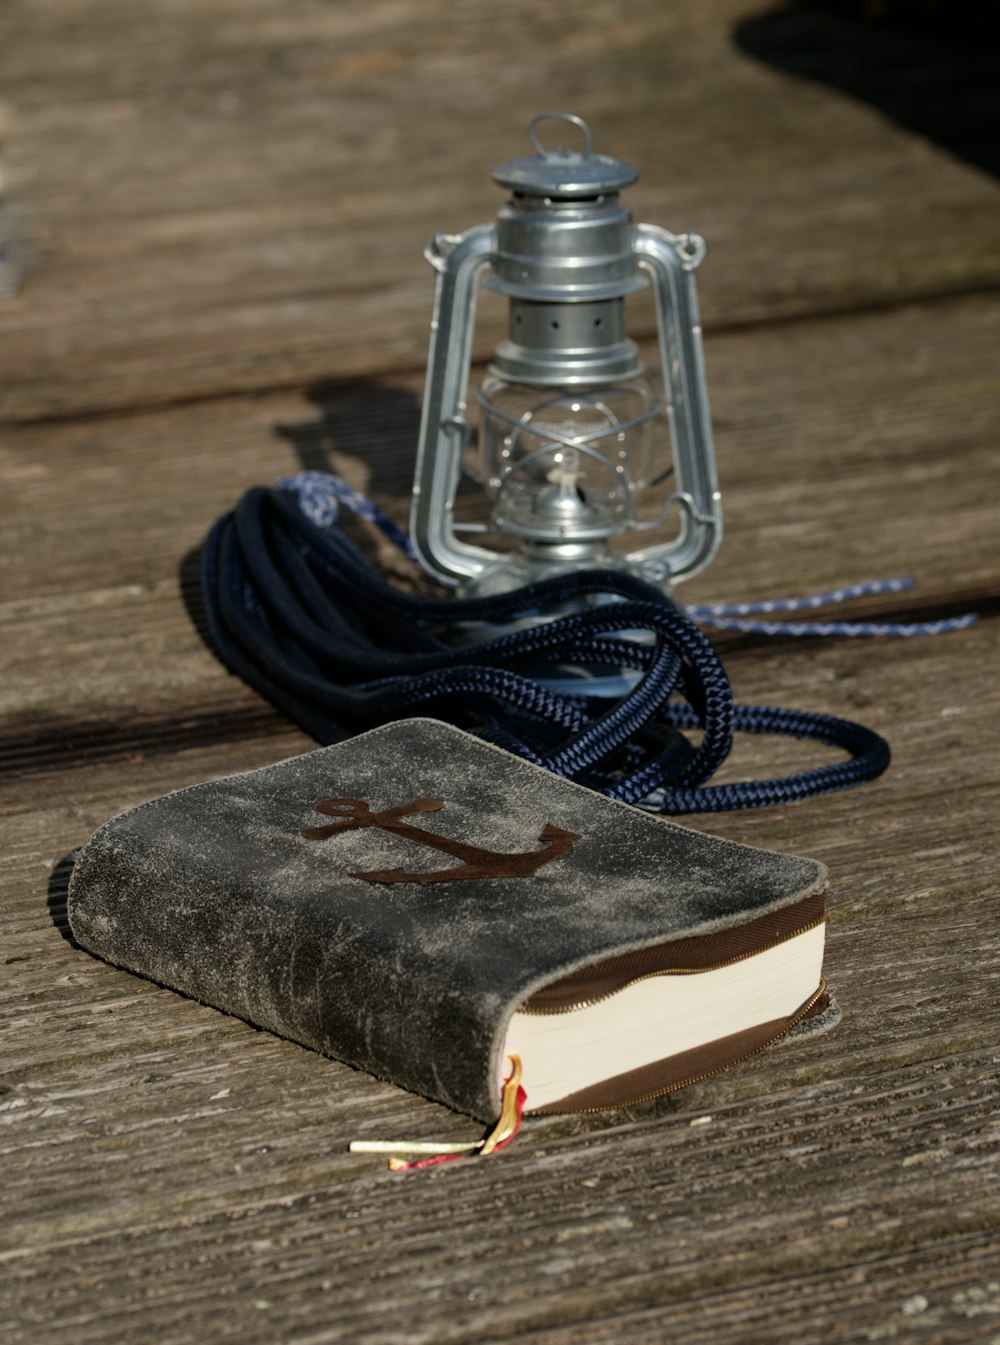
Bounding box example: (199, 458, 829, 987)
(200, 485, 891, 813)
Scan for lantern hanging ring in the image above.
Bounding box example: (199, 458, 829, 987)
(528, 112, 593, 159)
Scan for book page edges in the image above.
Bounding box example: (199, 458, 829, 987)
(494, 894, 829, 1114)
(526, 981, 831, 1114)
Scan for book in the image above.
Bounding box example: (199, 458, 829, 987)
(67, 719, 836, 1123)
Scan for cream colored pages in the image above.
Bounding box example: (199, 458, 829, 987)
(505, 923, 826, 1110)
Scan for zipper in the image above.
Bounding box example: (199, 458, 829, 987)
(519, 917, 827, 1017)
(536, 978, 829, 1115)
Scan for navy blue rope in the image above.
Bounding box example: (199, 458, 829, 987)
(199, 489, 893, 812)
(199, 484, 892, 813)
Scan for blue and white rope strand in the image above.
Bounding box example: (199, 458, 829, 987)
(276, 470, 418, 561)
(278, 471, 976, 640)
(199, 471, 910, 813)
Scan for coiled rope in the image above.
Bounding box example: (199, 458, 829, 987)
(198, 478, 906, 813)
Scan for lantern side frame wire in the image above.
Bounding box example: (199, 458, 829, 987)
(409, 218, 723, 593)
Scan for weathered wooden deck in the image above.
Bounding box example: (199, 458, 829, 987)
(2, 2, 999, 1341)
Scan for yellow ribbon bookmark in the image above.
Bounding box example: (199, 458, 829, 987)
(349, 1056, 525, 1171)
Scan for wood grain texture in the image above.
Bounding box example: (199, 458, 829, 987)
(3, 624, 999, 1342)
(0, 0, 998, 422)
(3, 4, 999, 1340)
(3, 492, 999, 1342)
(3, 293, 997, 779)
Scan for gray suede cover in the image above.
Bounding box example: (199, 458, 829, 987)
(67, 719, 828, 1122)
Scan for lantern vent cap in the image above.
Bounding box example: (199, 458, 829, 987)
(492, 113, 639, 200)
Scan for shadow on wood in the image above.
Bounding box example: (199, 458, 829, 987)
(734, 0, 1000, 179)
(46, 853, 79, 948)
(273, 380, 422, 491)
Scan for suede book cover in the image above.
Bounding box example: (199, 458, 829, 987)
(67, 719, 835, 1122)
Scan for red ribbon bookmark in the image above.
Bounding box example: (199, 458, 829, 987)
(349, 1057, 527, 1172)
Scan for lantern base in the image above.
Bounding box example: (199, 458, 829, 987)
(462, 541, 675, 600)
(445, 544, 676, 698)
(444, 585, 657, 699)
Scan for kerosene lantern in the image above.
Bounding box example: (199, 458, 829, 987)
(410, 113, 722, 598)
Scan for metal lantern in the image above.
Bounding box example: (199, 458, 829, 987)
(410, 113, 722, 597)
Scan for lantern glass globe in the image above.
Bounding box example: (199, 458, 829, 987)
(475, 374, 660, 544)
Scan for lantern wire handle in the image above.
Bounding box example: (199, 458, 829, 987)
(529, 112, 593, 158)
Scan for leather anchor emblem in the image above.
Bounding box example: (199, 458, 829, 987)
(302, 796, 581, 885)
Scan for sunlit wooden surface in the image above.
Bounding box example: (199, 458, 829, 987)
(3, 3, 998, 1342)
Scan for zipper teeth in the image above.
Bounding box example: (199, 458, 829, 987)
(540, 979, 829, 1116)
(519, 917, 827, 1017)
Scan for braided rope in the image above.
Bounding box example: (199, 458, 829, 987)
(693, 613, 976, 638)
(199, 480, 902, 813)
(281, 471, 976, 640)
(685, 578, 915, 617)
(687, 577, 975, 637)
(275, 469, 418, 560)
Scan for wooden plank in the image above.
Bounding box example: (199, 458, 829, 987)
(3, 142, 998, 1345)
(1, 0, 998, 422)
(3, 306, 999, 1334)
(4, 293, 995, 606)
(5, 1058, 999, 1344)
(3, 293, 996, 776)
(3, 620, 999, 1342)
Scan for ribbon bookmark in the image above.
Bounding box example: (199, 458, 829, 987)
(349, 1056, 527, 1171)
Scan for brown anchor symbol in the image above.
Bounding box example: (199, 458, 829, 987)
(302, 796, 581, 884)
